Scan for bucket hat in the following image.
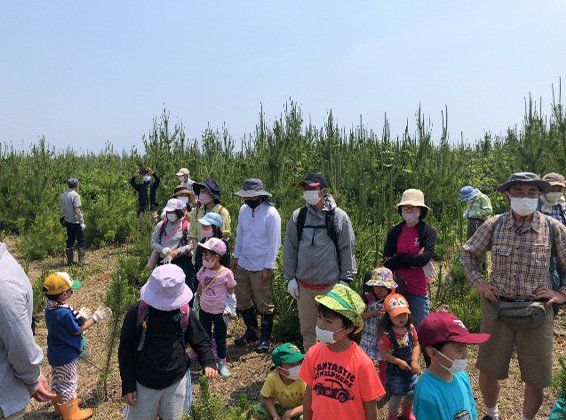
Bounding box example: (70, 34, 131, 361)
(366, 267, 398, 289)
(198, 212, 222, 227)
(459, 186, 479, 201)
(271, 342, 305, 367)
(163, 198, 186, 212)
(418, 311, 490, 349)
(140, 265, 193, 311)
(234, 178, 272, 198)
(542, 172, 565, 188)
(198, 237, 227, 256)
(315, 284, 365, 333)
(384, 293, 411, 318)
(43, 272, 82, 296)
(193, 178, 221, 201)
(396, 189, 429, 209)
(298, 173, 330, 189)
(171, 184, 196, 199)
(176, 168, 190, 177)
(496, 172, 550, 193)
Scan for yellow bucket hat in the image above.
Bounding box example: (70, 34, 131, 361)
(315, 284, 366, 333)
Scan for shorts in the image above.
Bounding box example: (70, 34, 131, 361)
(475, 299, 554, 389)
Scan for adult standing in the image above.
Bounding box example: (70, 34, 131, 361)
(283, 173, 356, 351)
(459, 185, 493, 239)
(231, 179, 281, 353)
(176, 168, 193, 192)
(60, 177, 87, 266)
(382, 189, 437, 328)
(0, 242, 56, 419)
(130, 167, 160, 234)
(461, 172, 566, 420)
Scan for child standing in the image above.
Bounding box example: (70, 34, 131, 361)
(43, 272, 112, 419)
(253, 342, 306, 420)
(414, 311, 490, 420)
(379, 293, 421, 420)
(196, 237, 236, 377)
(360, 267, 397, 386)
(299, 284, 385, 420)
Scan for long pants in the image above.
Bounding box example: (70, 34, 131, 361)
(138, 209, 158, 234)
(234, 265, 274, 314)
(51, 359, 79, 402)
(199, 309, 227, 359)
(125, 375, 187, 420)
(466, 218, 485, 240)
(0, 409, 25, 420)
(297, 282, 334, 352)
(65, 223, 86, 249)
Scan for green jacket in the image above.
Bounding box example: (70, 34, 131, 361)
(464, 191, 493, 220)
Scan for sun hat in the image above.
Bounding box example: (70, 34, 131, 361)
(67, 177, 79, 187)
(314, 284, 366, 333)
(395, 189, 429, 209)
(193, 178, 221, 201)
(459, 186, 479, 201)
(43, 272, 82, 296)
(198, 237, 227, 256)
(542, 172, 565, 188)
(298, 173, 330, 189)
(271, 342, 305, 368)
(140, 265, 193, 311)
(171, 184, 196, 199)
(234, 178, 272, 198)
(366, 267, 398, 289)
(418, 311, 490, 349)
(163, 198, 186, 212)
(496, 172, 550, 193)
(198, 212, 222, 227)
(384, 293, 411, 318)
(176, 168, 190, 177)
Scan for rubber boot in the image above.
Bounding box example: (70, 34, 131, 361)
(52, 394, 82, 415)
(234, 307, 258, 346)
(78, 248, 88, 265)
(401, 403, 416, 420)
(256, 313, 274, 353)
(57, 398, 93, 420)
(65, 248, 74, 266)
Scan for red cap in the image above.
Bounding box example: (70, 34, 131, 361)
(418, 311, 490, 349)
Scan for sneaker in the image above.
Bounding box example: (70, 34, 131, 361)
(256, 340, 269, 353)
(217, 360, 231, 377)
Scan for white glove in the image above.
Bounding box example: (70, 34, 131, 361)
(92, 307, 112, 323)
(287, 279, 299, 299)
(78, 307, 93, 319)
(223, 294, 237, 319)
(162, 254, 173, 264)
(80, 223, 86, 231)
(161, 247, 172, 258)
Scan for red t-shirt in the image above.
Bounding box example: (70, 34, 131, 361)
(394, 225, 428, 295)
(299, 342, 385, 419)
(378, 324, 419, 351)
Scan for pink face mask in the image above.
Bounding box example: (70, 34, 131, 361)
(202, 226, 214, 239)
(203, 258, 215, 269)
(199, 192, 212, 205)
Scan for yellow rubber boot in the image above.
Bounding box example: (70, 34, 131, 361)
(52, 395, 83, 415)
(57, 398, 93, 420)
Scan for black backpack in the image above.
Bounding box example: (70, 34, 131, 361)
(296, 206, 341, 270)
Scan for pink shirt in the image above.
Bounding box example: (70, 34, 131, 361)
(197, 266, 236, 314)
(395, 225, 428, 295)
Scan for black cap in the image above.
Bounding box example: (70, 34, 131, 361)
(298, 172, 329, 189)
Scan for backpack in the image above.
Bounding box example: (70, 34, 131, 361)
(159, 218, 190, 246)
(296, 206, 341, 270)
(135, 300, 190, 352)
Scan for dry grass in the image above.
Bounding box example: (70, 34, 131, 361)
(8, 240, 564, 420)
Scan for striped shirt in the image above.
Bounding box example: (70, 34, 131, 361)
(461, 211, 566, 298)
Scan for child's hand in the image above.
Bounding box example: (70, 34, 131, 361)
(410, 360, 422, 375)
(92, 307, 112, 323)
(123, 391, 137, 406)
(78, 307, 93, 319)
(397, 360, 411, 371)
(282, 410, 294, 420)
(204, 366, 218, 378)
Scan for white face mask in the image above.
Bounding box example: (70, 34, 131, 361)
(166, 213, 178, 223)
(199, 192, 213, 205)
(177, 196, 189, 204)
(178, 175, 186, 183)
(286, 365, 302, 380)
(509, 197, 538, 217)
(303, 190, 321, 206)
(437, 350, 468, 373)
(315, 326, 343, 345)
(545, 192, 563, 203)
(401, 211, 420, 225)
(143, 175, 151, 182)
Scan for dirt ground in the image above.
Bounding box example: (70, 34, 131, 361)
(8, 240, 564, 419)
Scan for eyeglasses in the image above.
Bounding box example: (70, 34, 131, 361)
(508, 192, 539, 199)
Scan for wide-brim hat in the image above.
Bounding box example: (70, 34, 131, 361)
(384, 293, 411, 318)
(418, 311, 490, 349)
(496, 172, 550, 193)
(459, 186, 479, 201)
(395, 189, 430, 209)
(366, 267, 397, 289)
(140, 265, 193, 311)
(542, 172, 565, 188)
(314, 284, 365, 333)
(234, 178, 272, 198)
(193, 179, 221, 201)
(171, 185, 196, 199)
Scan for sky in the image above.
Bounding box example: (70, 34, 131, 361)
(1, 1, 566, 153)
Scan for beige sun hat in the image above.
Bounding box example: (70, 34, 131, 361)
(395, 189, 430, 209)
(542, 172, 565, 188)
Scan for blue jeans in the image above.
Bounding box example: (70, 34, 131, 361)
(199, 309, 227, 359)
(404, 292, 429, 328)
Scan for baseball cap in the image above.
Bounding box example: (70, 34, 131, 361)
(384, 293, 411, 318)
(163, 198, 186, 212)
(198, 212, 222, 227)
(271, 342, 305, 367)
(418, 311, 490, 349)
(197, 237, 227, 256)
(176, 168, 190, 176)
(298, 172, 330, 189)
(43, 272, 82, 296)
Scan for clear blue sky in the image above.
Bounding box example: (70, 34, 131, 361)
(1, 1, 565, 152)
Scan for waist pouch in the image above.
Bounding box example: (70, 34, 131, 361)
(497, 300, 546, 330)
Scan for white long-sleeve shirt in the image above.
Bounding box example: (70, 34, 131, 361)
(233, 202, 281, 271)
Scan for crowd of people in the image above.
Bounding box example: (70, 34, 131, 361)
(0, 169, 565, 420)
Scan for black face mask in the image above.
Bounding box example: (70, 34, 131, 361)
(245, 199, 261, 209)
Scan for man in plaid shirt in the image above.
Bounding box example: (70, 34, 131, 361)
(461, 172, 566, 420)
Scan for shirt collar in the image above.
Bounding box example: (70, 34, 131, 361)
(503, 210, 542, 232)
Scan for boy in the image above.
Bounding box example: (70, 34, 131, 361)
(254, 342, 306, 420)
(44, 272, 112, 419)
(414, 311, 490, 420)
(299, 284, 385, 420)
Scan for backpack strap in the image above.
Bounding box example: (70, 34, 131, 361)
(136, 301, 150, 352)
(158, 219, 168, 241)
(296, 206, 308, 241)
(201, 267, 226, 295)
(173, 304, 190, 349)
(385, 326, 400, 350)
(296, 206, 341, 270)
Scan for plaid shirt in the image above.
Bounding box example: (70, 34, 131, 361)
(461, 211, 566, 298)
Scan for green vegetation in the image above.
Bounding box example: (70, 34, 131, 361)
(188, 376, 252, 420)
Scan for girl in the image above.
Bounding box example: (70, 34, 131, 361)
(196, 237, 236, 377)
(194, 212, 231, 276)
(379, 293, 421, 420)
(359, 267, 397, 387)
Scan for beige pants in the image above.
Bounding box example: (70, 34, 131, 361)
(0, 408, 25, 420)
(138, 210, 158, 234)
(234, 265, 274, 314)
(297, 282, 334, 352)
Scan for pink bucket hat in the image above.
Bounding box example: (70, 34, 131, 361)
(197, 237, 227, 256)
(140, 265, 193, 311)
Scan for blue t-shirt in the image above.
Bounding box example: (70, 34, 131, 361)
(45, 305, 82, 366)
(414, 370, 477, 420)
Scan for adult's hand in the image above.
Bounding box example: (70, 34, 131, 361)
(123, 391, 137, 406)
(30, 374, 56, 402)
(476, 281, 498, 302)
(261, 268, 273, 283)
(287, 279, 299, 299)
(204, 367, 218, 378)
(534, 286, 566, 305)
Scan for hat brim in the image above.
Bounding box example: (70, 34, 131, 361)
(275, 353, 305, 368)
(234, 190, 272, 198)
(365, 279, 398, 289)
(547, 181, 566, 188)
(450, 332, 491, 346)
(197, 242, 217, 253)
(459, 189, 479, 201)
(70, 280, 82, 291)
(395, 201, 430, 209)
(140, 281, 193, 312)
(314, 295, 363, 333)
(197, 217, 219, 226)
(496, 180, 550, 193)
(388, 307, 411, 318)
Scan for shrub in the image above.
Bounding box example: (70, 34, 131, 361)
(188, 376, 251, 420)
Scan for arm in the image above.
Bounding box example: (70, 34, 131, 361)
(282, 212, 299, 280)
(118, 304, 139, 396)
(220, 207, 231, 240)
(303, 385, 313, 420)
(151, 173, 160, 188)
(151, 222, 164, 253)
(232, 206, 245, 260)
(72, 195, 84, 224)
(261, 396, 282, 420)
(395, 224, 436, 268)
(379, 335, 411, 371)
(461, 217, 496, 288)
(76, 318, 96, 334)
(361, 308, 380, 321)
(283, 404, 303, 420)
(363, 400, 378, 420)
(185, 311, 217, 371)
(476, 194, 493, 219)
(337, 211, 356, 282)
(410, 343, 422, 374)
(264, 208, 282, 270)
(130, 176, 140, 191)
(187, 207, 200, 241)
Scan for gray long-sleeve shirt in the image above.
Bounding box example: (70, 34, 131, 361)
(151, 219, 192, 256)
(283, 195, 357, 285)
(0, 243, 43, 416)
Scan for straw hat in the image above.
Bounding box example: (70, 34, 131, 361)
(395, 189, 429, 209)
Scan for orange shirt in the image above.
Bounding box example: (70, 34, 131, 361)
(299, 342, 385, 419)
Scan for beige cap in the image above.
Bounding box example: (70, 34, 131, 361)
(542, 172, 565, 188)
(176, 168, 190, 176)
(395, 188, 429, 209)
